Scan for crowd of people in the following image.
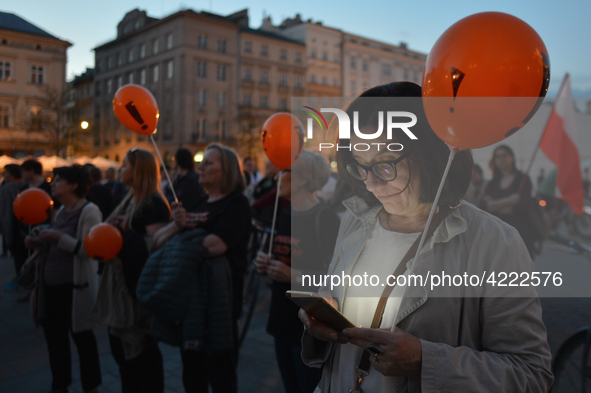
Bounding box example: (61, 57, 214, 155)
(0, 81, 559, 393)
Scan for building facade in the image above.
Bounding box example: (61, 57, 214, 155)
(0, 11, 71, 157)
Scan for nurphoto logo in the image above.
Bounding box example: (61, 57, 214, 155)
(301, 106, 418, 152)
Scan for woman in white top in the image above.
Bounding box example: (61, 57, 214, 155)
(298, 82, 553, 392)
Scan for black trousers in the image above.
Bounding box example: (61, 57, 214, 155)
(109, 333, 164, 393)
(180, 348, 237, 393)
(42, 284, 102, 392)
(8, 234, 28, 274)
(275, 337, 322, 393)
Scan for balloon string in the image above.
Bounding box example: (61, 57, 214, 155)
(390, 148, 456, 332)
(267, 170, 283, 258)
(150, 134, 178, 203)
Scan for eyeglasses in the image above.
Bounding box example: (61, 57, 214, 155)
(345, 149, 412, 182)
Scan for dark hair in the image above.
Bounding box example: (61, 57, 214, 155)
(473, 164, 483, 175)
(21, 159, 43, 175)
(4, 164, 22, 179)
(53, 165, 91, 198)
(336, 82, 473, 208)
(175, 148, 194, 171)
(489, 144, 517, 180)
(88, 166, 102, 183)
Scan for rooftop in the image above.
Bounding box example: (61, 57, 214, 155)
(0, 11, 57, 39)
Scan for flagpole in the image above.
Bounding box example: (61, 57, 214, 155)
(519, 73, 569, 194)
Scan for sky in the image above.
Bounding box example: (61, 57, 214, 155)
(4, 0, 591, 97)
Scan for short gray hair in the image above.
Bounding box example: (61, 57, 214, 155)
(292, 150, 330, 193)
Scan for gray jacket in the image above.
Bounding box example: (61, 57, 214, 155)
(302, 197, 553, 392)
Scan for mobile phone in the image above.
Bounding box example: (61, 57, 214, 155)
(286, 290, 355, 331)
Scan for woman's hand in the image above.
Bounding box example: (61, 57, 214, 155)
(254, 251, 269, 274)
(267, 259, 291, 282)
(39, 229, 63, 242)
(343, 327, 422, 378)
(171, 202, 187, 229)
(298, 307, 349, 344)
(25, 235, 42, 250)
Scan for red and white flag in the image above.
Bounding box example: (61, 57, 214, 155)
(539, 73, 584, 215)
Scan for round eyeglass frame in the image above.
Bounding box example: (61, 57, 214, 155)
(345, 149, 413, 182)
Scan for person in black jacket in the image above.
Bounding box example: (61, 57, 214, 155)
(167, 148, 206, 211)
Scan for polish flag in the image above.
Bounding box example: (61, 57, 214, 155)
(539, 74, 584, 215)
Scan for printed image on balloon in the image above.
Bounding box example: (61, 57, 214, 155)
(113, 84, 159, 135)
(422, 12, 550, 149)
(13, 188, 53, 225)
(84, 223, 123, 262)
(261, 113, 305, 170)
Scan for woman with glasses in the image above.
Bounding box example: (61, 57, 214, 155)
(101, 148, 171, 393)
(298, 82, 552, 392)
(154, 143, 252, 393)
(26, 165, 102, 393)
(254, 150, 340, 393)
(480, 145, 536, 256)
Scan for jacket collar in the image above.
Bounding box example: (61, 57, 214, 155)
(342, 196, 468, 245)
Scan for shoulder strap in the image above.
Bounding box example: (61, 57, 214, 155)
(356, 205, 452, 377)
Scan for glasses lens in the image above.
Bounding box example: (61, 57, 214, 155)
(346, 163, 367, 180)
(373, 163, 397, 181)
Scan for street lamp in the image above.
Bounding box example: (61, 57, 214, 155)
(81, 121, 89, 130)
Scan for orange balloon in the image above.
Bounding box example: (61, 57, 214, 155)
(113, 84, 159, 135)
(13, 188, 53, 225)
(84, 224, 123, 262)
(422, 12, 550, 149)
(261, 113, 304, 170)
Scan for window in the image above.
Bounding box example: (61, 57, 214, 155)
(196, 119, 207, 139)
(244, 42, 252, 53)
(108, 56, 114, 69)
(0, 61, 11, 81)
(279, 73, 288, 87)
(153, 65, 159, 82)
(260, 96, 268, 109)
(140, 69, 146, 85)
(30, 65, 44, 84)
(350, 57, 356, 69)
(217, 120, 226, 140)
(261, 45, 268, 56)
(295, 75, 302, 89)
(280, 49, 287, 60)
(197, 61, 207, 78)
(279, 99, 287, 111)
(107, 79, 112, 93)
(351, 80, 356, 92)
(333, 78, 338, 87)
(95, 82, 101, 96)
(198, 35, 207, 49)
(167, 60, 173, 79)
(382, 64, 391, 76)
(218, 39, 226, 53)
(310, 49, 317, 59)
(118, 52, 123, 66)
(414, 70, 419, 82)
(333, 54, 339, 63)
(30, 106, 43, 131)
(167, 33, 173, 50)
(403, 68, 409, 80)
(153, 39, 159, 55)
(322, 52, 328, 61)
(217, 65, 226, 81)
(128, 72, 134, 84)
(117, 75, 123, 88)
(217, 92, 226, 108)
(198, 89, 207, 106)
(243, 93, 252, 107)
(295, 52, 302, 63)
(260, 69, 269, 83)
(244, 67, 253, 81)
(311, 74, 316, 84)
(0, 105, 10, 128)
(363, 60, 368, 71)
(128, 49, 133, 63)
(322, 76, 327, 85)
(140, 44, 146, 59)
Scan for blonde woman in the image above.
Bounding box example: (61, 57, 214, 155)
(154, 143, 251, 393)
(102, 148, 171, 393)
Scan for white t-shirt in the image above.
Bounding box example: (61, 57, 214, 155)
(331, 222, 420, 392)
